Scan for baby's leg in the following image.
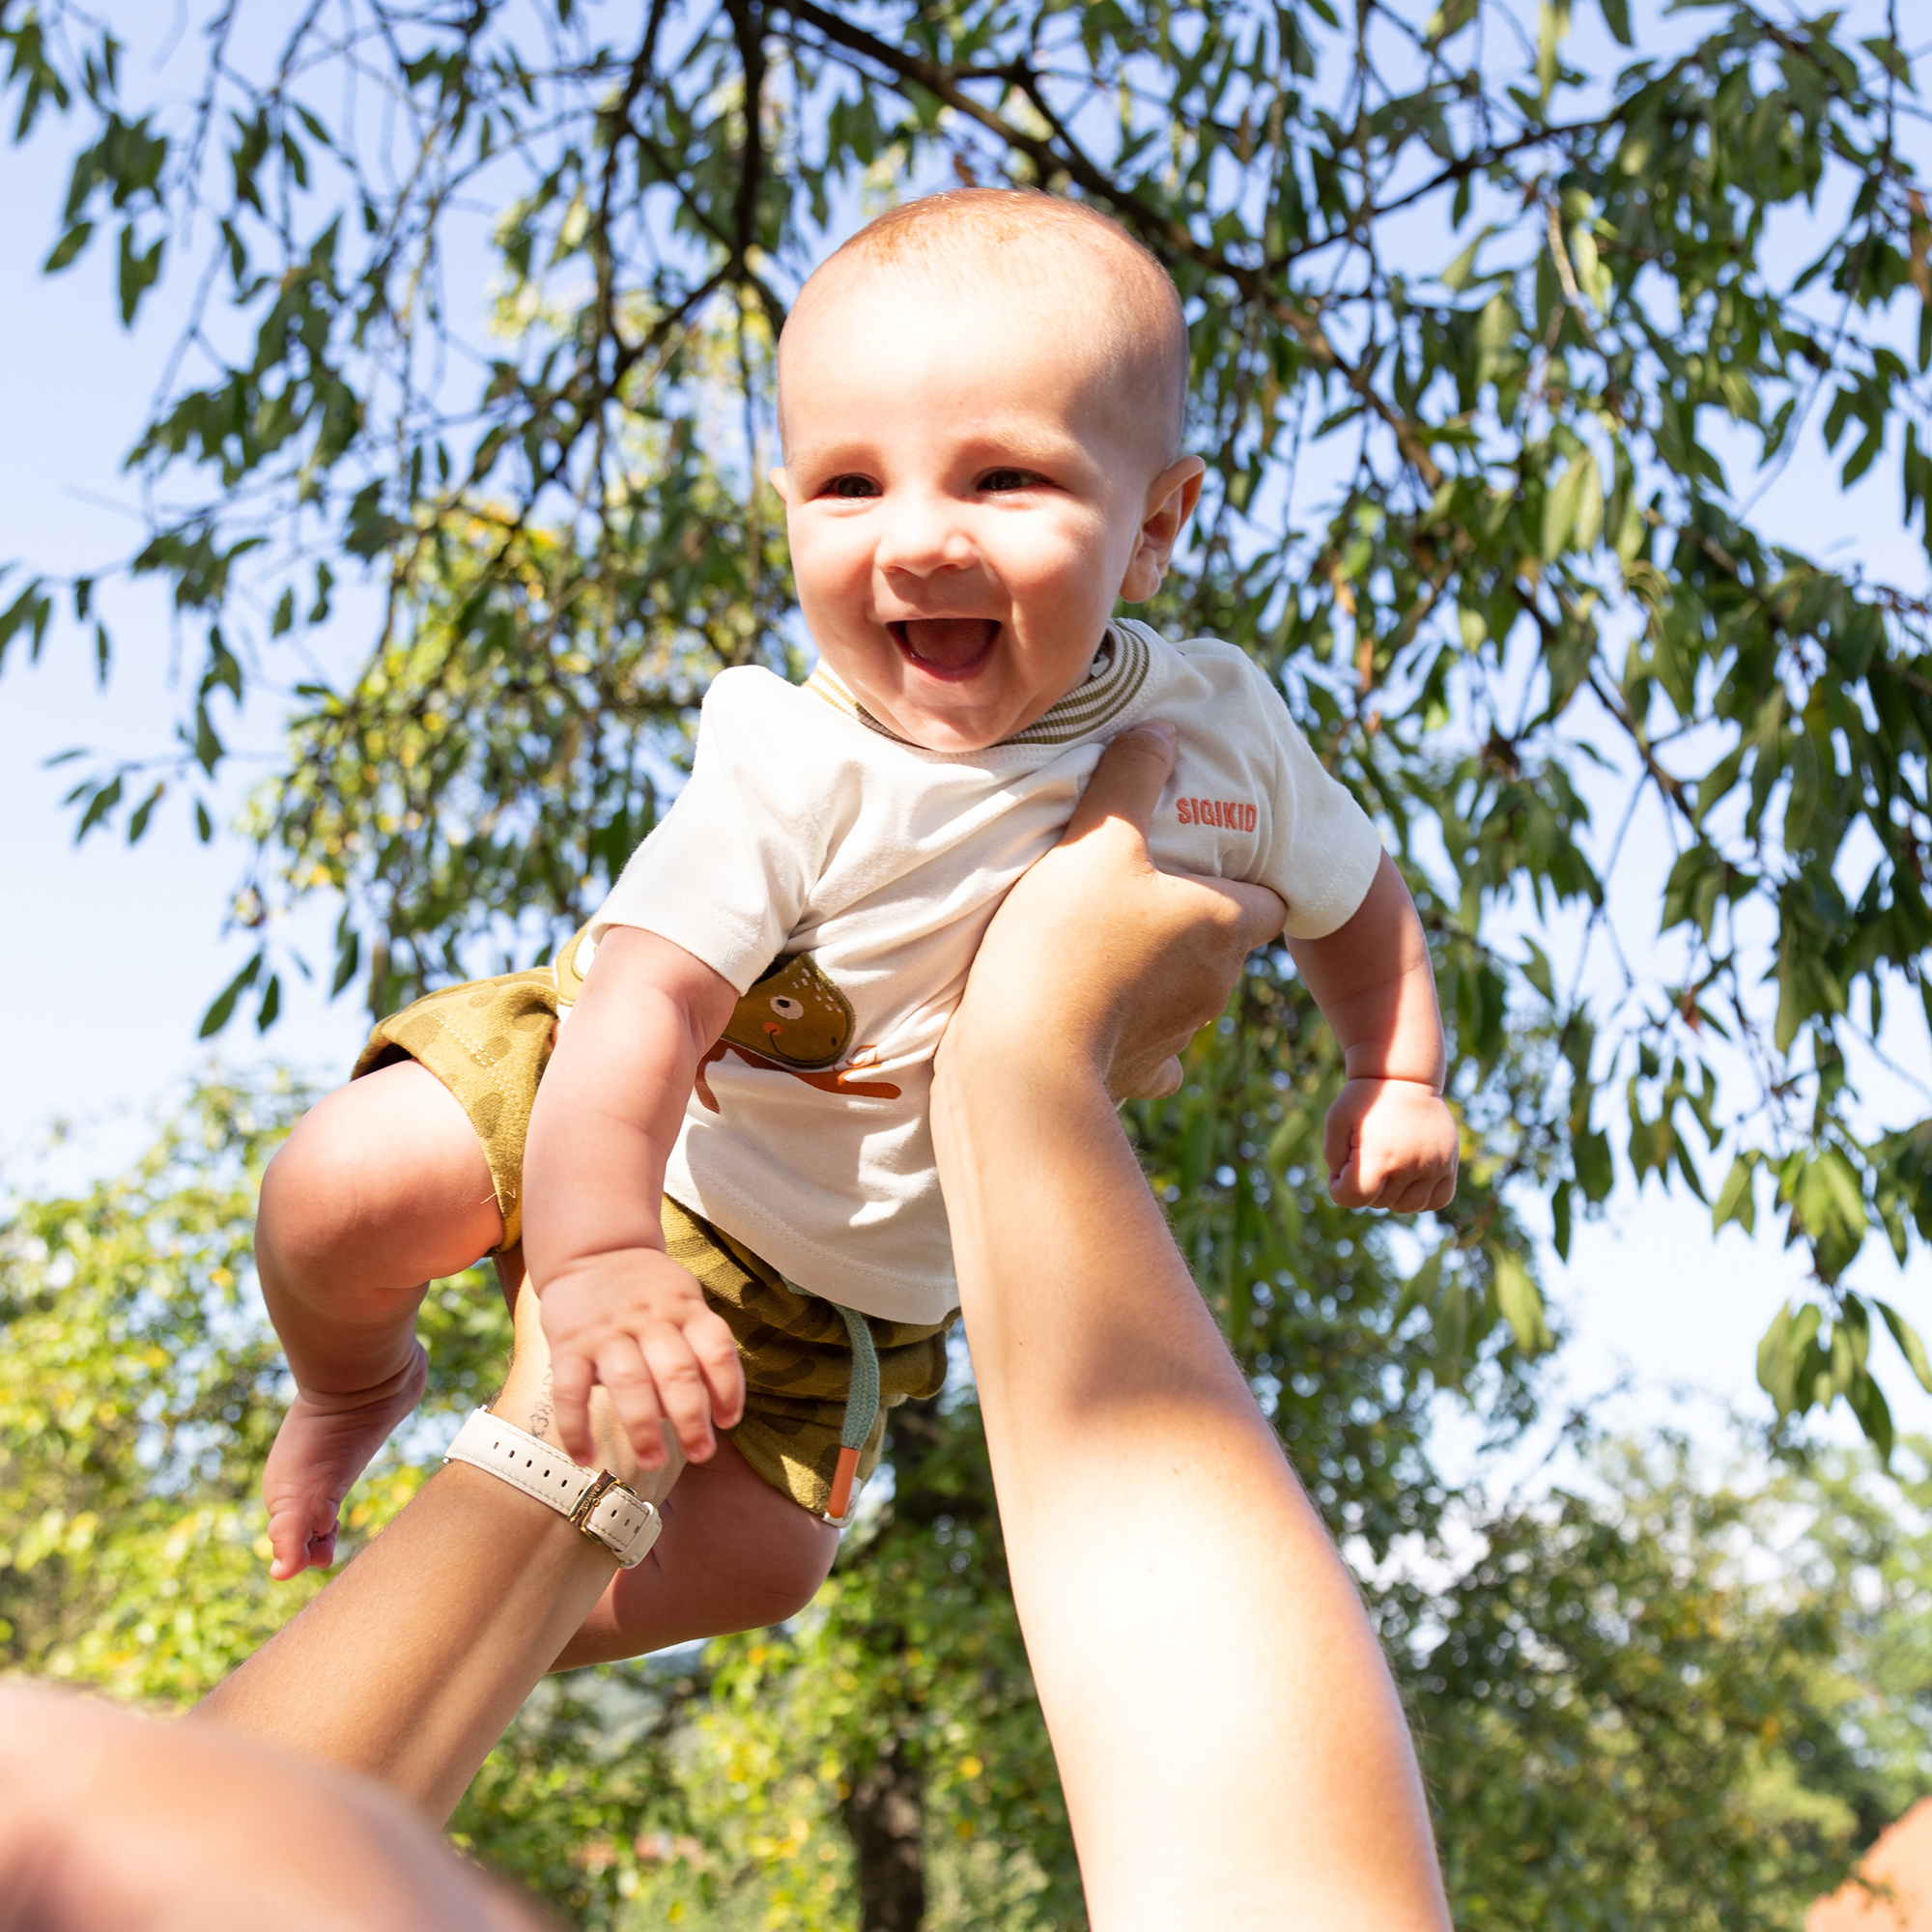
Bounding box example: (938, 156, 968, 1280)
(258, 1060, 503, 1579)
(552, 1442, 838, 1667)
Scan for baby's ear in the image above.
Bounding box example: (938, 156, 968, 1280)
(768, 467, 791, 504)
(1120, 456, 1206, 602)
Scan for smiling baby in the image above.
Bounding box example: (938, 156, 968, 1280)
(251, 189, 1458, 1650)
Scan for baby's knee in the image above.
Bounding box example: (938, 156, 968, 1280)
(256, 1065, 499, 1279)
(635, 1488, 837, 1643)
(711, 1505, 838, 1629)
(256, 1109, 364, 1273)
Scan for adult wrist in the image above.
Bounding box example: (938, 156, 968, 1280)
(443, 1410, 662, 1569)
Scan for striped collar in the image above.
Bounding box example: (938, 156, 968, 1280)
(802, 622, 1151, 750)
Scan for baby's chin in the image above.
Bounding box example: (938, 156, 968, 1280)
(878, 698, 1019, 754)
(823, 631, 1093, 753)
(867, 686, 1042, 754)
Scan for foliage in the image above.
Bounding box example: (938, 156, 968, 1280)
(10, 1088, 1932, 1924)
(0, 1074, 324, 1696)
(1397, 1435, 1932, 1930)
(8, 1, 1932, 1923)
(6, 0, 1931, 1446)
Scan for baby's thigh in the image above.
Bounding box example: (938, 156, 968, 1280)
(259, 1061, 502, 1277)
(556, 1440, 838, 1666)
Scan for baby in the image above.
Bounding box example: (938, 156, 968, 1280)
(254, 189, 1458, 1652)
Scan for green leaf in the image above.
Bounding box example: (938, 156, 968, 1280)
(192, 701, 223, 776)
(1541, 453, 1601, 560)
(1575, 1128, 1614, 1204)
(1520, 936, 1555, 1004)
(329, 920, 361, 997)
(73, 773, 123, 841)
(43, 221, 94, 272)
(1860, 37, 1912, 86)
(1536, 0, 1571, 107)
(1846, 1365, 1895, 1463)
(1877, 1301, 1932, 1394)
(116, 222, 162, 327)
(1712, 1154, 1756, 1236)
(198, 952, 263, 1037)
(1596, 0, 1633, 46)
(1492, 1246, 1551, 1354)
(126, 780, 164, 843)
(255, 972, 281, 1032)
(1439, 224, 1497, 292)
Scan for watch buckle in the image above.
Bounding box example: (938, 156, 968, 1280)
(567, 1469, 620, 1532)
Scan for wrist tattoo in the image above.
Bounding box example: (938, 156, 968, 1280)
(529, 1368, 554, 1442)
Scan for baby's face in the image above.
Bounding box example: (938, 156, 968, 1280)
(774, 266, 1199, 753)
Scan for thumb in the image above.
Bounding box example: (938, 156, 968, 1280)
(1062, 721, 1177, 846)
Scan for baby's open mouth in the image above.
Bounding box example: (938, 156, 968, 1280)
(891, 617, 999, 678)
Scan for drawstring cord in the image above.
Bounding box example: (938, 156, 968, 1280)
(826, 1302, 882, 1523)
(788, 1282, 882, 1523)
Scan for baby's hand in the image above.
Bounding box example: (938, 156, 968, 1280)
(538, 1249, 746, 1467)
(1323, 1077, 1459, 1213)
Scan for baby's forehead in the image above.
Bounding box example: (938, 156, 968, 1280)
(780, 204, 1188, 461)
(785, 247, 1165, 412)
(802, 234, 1151, 340)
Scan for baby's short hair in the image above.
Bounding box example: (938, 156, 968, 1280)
(787, 187, 1190, 465)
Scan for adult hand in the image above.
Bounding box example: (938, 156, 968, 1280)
(943, 722, 1285, 1103)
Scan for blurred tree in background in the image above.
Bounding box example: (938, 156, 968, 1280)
(7, 1083, 1932, 1925)
(4, 0, 1932, 1923)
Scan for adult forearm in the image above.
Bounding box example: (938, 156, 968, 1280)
(191, 1463, 615, 1823)
(196, 1264, 676, 1824)
(935, 1045, 1450, 1932)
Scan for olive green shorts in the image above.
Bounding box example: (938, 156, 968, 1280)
(353, 948, 952, 1520)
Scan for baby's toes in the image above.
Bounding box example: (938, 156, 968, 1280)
(265, 1494, 339, 1580)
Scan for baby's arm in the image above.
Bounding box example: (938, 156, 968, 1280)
(1285, 852, 1459, 1213)
(523, 925, 746, 1466)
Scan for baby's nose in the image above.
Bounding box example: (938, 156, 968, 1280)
(873, 493, 977, 576)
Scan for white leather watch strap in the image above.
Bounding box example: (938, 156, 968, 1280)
(443, 1409, 661, 1569)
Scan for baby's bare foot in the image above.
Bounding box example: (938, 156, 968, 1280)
(262, 1344, 429, 1579)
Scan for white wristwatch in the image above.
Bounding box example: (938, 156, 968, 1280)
(443, 1409, 662, 1569)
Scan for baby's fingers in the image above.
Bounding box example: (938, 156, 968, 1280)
(1384, 1173, 1438, 1214)
(688, 1308, 747, 1431)
(550, 1350, 599, 1463)
(638, 1325, 722, 1462)
(1324, 1109, 1370, 1207)
(266, 1500, 336, 1581)
(593, 1333, 675, 1468)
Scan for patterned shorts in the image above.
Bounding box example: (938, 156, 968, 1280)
(353, 950, 952, 1519)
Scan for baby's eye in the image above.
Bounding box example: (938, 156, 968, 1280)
(825, 474, 880, 499)
(979, 469, 1039, 494)
(770, 995, 805, 1019)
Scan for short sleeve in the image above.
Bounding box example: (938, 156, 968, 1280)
(1254, 669, 1384, 940)
(588, 672, 828, 994)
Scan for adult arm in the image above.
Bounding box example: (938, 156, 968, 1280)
(0, 1681, 550, 1930)
(931, 723, 1452, 1932)
(192, 1265, 675, 1825)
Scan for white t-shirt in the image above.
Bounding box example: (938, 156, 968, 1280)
(584, 618, 1383, 1324)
